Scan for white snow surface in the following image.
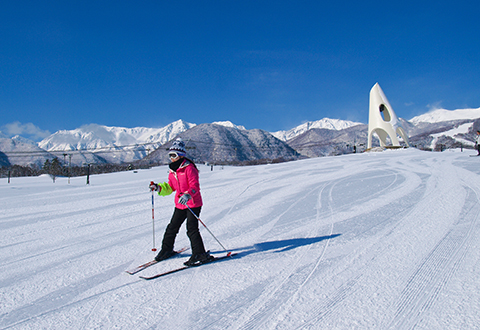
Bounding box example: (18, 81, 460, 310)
(410, 107, 480, 124)
(1, 148, 480, 329)
(212, 121, 246, 130)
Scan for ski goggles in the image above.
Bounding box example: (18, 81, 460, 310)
(168, 152, 185, 159)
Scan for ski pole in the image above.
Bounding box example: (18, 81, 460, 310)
(187, 206, 231, 256)
(151, 186, 157, 252)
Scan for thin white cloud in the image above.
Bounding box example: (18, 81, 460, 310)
(426, 101, 444, 111)
(0, 122, 51, 141)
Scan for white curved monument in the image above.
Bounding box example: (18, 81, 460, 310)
(367, 83, 409, 149)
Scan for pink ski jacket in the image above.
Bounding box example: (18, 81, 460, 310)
(158, 159, 203, 209)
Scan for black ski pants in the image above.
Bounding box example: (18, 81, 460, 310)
(161, 207, 206, 255)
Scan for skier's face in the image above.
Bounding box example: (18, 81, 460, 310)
(169, 152, 181, 162)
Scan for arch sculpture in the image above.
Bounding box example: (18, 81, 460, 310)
(367, 83, 410, 149)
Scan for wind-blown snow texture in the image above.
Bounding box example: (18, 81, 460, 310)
(1, 149, 479, 329)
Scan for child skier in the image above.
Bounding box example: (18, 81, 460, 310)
(149, 138, 213, 266)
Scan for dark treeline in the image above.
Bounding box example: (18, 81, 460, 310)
(0, 157, 157, 179)
(1, 156, 297, 179)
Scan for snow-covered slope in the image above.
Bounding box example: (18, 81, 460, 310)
(410, 107, 480, 124)
(426, 123, 474, 149)
(212, 121, 246, 130)
(405, 107, 480, 150)
(272, 118, 363, 141)
(1, 148, 479, 329)
(11, 135, 38, 146)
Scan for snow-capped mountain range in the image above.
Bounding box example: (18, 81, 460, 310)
(38, 120, 196, 152)
(271, 118, 363, 141)
(1, 107, 480, 167)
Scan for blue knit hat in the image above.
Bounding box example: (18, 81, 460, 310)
(169, 138, 186, 156)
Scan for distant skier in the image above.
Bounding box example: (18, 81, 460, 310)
(476, 131, 480, 156)
(149, 138, 214, 266)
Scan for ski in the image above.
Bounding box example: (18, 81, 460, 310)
(139, 252, 237, 280)
(126, 246, 189, 275)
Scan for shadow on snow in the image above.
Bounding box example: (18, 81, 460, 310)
(215, 234, 341, 259)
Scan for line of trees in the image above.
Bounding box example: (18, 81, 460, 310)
(0, 157, 147, 179)
(1, 155, 297, 179)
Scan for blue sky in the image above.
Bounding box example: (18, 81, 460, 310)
(1, 1, 479, 141)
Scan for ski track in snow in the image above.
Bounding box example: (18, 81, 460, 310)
(1, 149, 480, 329)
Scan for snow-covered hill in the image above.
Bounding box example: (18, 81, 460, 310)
(405, 107, 480, 151)
(272, 118, 363, 141)
(287, 124, 368, 157)
(1, 148, 479, 329)
(410, 107, 480, 124)
(144, 123, 299, 164)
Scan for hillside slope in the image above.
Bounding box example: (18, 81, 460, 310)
(1, 148, 479, 329)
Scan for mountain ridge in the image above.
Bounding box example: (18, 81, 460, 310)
(410, 107, 480, 124)
(143, 123, 299, 165)
(271, 118, 363, 141)
(2, 107, 480, 167)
